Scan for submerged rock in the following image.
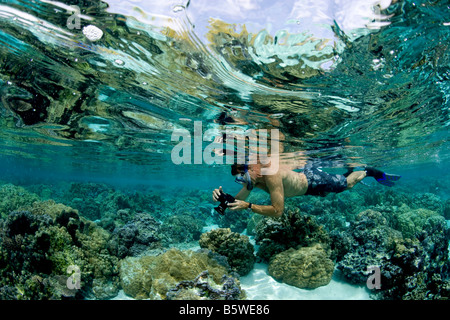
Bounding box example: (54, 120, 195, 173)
(268, 245, 334, 289)
(336, 209, 403, 284)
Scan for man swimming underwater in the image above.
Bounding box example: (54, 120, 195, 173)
(212, 162, 401, 218)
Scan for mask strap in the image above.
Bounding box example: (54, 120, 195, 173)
(245, 171, 253, 190)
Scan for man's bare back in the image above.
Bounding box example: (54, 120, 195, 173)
(212, 162, 400, 218)
(253, 165, 308, 198)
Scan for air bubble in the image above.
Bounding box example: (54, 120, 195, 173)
(172, 5, 185, 12)
(82, 25, 103, 42)
(269, 113, 284, 119)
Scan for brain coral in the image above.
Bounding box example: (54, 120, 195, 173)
(119, 248, 245, 300)
(268, 245, 334, 289)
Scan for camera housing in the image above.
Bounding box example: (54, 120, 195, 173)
(214, 191, 235, 215)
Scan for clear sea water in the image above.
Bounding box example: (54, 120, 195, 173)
(0, 0, 449, 301)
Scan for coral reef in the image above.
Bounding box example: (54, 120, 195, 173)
(199, 228, 255, 276)
(119, 248, 245, 300)
(44, 182, 166, 224)
(444, 199, 450, 220)
(107, 213, 163, 259)
(0, 200, 119, 300)
(217, 209, 251, 233)
(160, 214, 205, 244)
(254, 209, 331, 262)
(335, 209, 403, 284)
(335, 208, 450, 299)
(0, 184, 39, 218)
(268, 245, 334, 289)
(394, 207, 443, 239)
(0, 180, 448, 300)
(166, 270, 243, 300)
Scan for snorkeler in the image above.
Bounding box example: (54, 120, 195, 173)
(212, 161, 401, 218)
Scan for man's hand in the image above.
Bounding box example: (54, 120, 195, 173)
(227, 200, 249, 211)
(212, 186, 223, 202)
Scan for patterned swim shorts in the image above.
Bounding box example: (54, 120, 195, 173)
(303, 162, 348, 197)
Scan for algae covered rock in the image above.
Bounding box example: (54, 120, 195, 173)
(199, 228, 255, 276)
(268, 245, 334, 289)
(119, 248, 245, 300)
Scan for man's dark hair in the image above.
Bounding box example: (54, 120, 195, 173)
(231, 163, 247, 175)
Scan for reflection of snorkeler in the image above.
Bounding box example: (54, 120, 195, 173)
(212, 161, 401, 218)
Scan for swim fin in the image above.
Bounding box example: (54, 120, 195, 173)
(365, 167, 401, 187)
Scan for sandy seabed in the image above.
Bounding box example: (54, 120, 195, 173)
(240, 263, 371, 300)
(111, 262, 371, 300)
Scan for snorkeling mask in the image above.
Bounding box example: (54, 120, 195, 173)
(234, 164, 254, 190)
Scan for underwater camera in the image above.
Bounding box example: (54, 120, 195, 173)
(214, 191, 235, 215)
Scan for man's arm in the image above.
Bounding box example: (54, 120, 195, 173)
(235, 185, 251, 200)
(228, 173, 284, 218)
(249, 174, 284, 217)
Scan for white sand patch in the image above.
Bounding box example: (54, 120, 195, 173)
(241, 263, 371, 300)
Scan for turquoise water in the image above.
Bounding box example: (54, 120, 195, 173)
(0, 0, 449, 300)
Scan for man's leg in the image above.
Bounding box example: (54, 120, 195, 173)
(346, 171, 367, 189)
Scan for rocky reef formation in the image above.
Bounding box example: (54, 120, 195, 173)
(268, 245, 334, 289)
(0, 200, 119, 300)
(119, 248, 245, 300)
(199, 228, 255, 276)
(335, 208, 450, 299)
(253, 209, 331, 262)
(250, 210, 337, 289)
(64, 183, 166, 223)
(160, 214, 205, 244)
(166, 270, 243, 300)
(0, 180, 448, 300)
(0, 184, 40, 219)
(334, 209, 403, 284)
(252, 192, 450, 299)
(107, 213, 163, 259)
